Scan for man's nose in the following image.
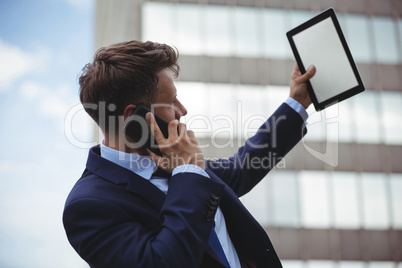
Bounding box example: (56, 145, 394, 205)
(176, 100, 187, 117)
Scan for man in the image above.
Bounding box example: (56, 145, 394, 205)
(63, 40, 315, 268)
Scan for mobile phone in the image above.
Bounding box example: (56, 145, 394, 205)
(123, 104, 169, 156)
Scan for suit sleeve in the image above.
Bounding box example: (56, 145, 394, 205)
(63, 173, 225, 268)
(206, 103, 307, 197)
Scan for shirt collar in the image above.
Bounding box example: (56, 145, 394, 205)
(99, 141, 156, 180)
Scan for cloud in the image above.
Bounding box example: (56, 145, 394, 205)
(0, 40, 50, 92)
(19, 81, 44, 99)
(0, 40, 36, 92)
(18, 80, 94, 144)
(19, 81, 73, 116)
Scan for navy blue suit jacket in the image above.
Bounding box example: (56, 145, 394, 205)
(63, 103, 307, 268)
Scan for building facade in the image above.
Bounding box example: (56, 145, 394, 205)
(95, 0, 402, 267)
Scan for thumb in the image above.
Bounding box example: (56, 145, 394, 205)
(297, 65, 316, 84)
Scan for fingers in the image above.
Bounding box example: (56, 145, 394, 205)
(146, 112, 190, 145)
(186, 130, 198, 146)
(296, 65, 316, 84)
(292, 64, 302, 78)
(168, 119, 180, 139)
(178, 122, 186, 137)
(146, 112, 164, 145)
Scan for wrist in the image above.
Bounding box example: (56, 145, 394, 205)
(285, 97, 309, 122)
(289, 95, 310, 109)
(172, 164, 209, 178)
(187, 152, 205, 170)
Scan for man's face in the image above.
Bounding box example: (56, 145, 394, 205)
(153, 68, 187, 122)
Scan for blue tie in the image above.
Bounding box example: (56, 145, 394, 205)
(152, 166, 172, 178)
(209, 229, 231, 268)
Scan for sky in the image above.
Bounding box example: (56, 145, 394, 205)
(0, 0, 94, 267)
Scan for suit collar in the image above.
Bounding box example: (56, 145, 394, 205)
(87, 145, 166, 210)
(87, 145, 133, 184)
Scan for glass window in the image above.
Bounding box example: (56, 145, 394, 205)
(372, 17, 399, 64)
(304, 108, 327, 141)
(282, 260, 305, 268)
(307, 260, 334, 268)
(338, 261, 366, 268)
(233, 7, 260, 57)
(323, 103, 342, 143)
(143, 4, 402, 64)
(380, 91, 402, 145)
(176, 4, 202, 54)
(399, 19, 402, 59)
(176, 82, 209, 137)
(236, 85, 264, 118)
(289, 10, 314, 29)
(305, 100, 351, 143)
(142, 2, 176, 46)
(240, 175, 272, 226)
(205, 5, 233, 56)
(332, 172, 360, 228)
(335, 101, 353, 143)
(264, 85, 289, 116)
(361, 173, 390, 229)
(303, 90, 402, 144)
(300, 171, 331, 228)
(207, 83, 237, 140)
(337, 14, 348, 33)
(344, 15, 373, 63)
(367, 262, 394, 268)
(178, 82, 292, 140)
(263, 9, 291, 59)
(271, 171, 300, 227)
(236, 85, 265, 138)
(352, 91, 381, 143)
(390, 174, 402, 229)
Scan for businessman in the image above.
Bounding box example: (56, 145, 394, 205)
(63, 40, 315, 268)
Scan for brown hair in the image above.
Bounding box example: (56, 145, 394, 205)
(79, 40, 179, 133)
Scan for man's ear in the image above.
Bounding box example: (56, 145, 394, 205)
(123, 104, 136, 121)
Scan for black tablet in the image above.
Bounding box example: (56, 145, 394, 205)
(287, 8, 365, 111)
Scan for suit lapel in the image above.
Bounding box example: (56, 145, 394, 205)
(87, 145, 166, 211)
(125, 175, 166, 210)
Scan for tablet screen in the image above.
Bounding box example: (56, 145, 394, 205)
(287, 8, 364, 111)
